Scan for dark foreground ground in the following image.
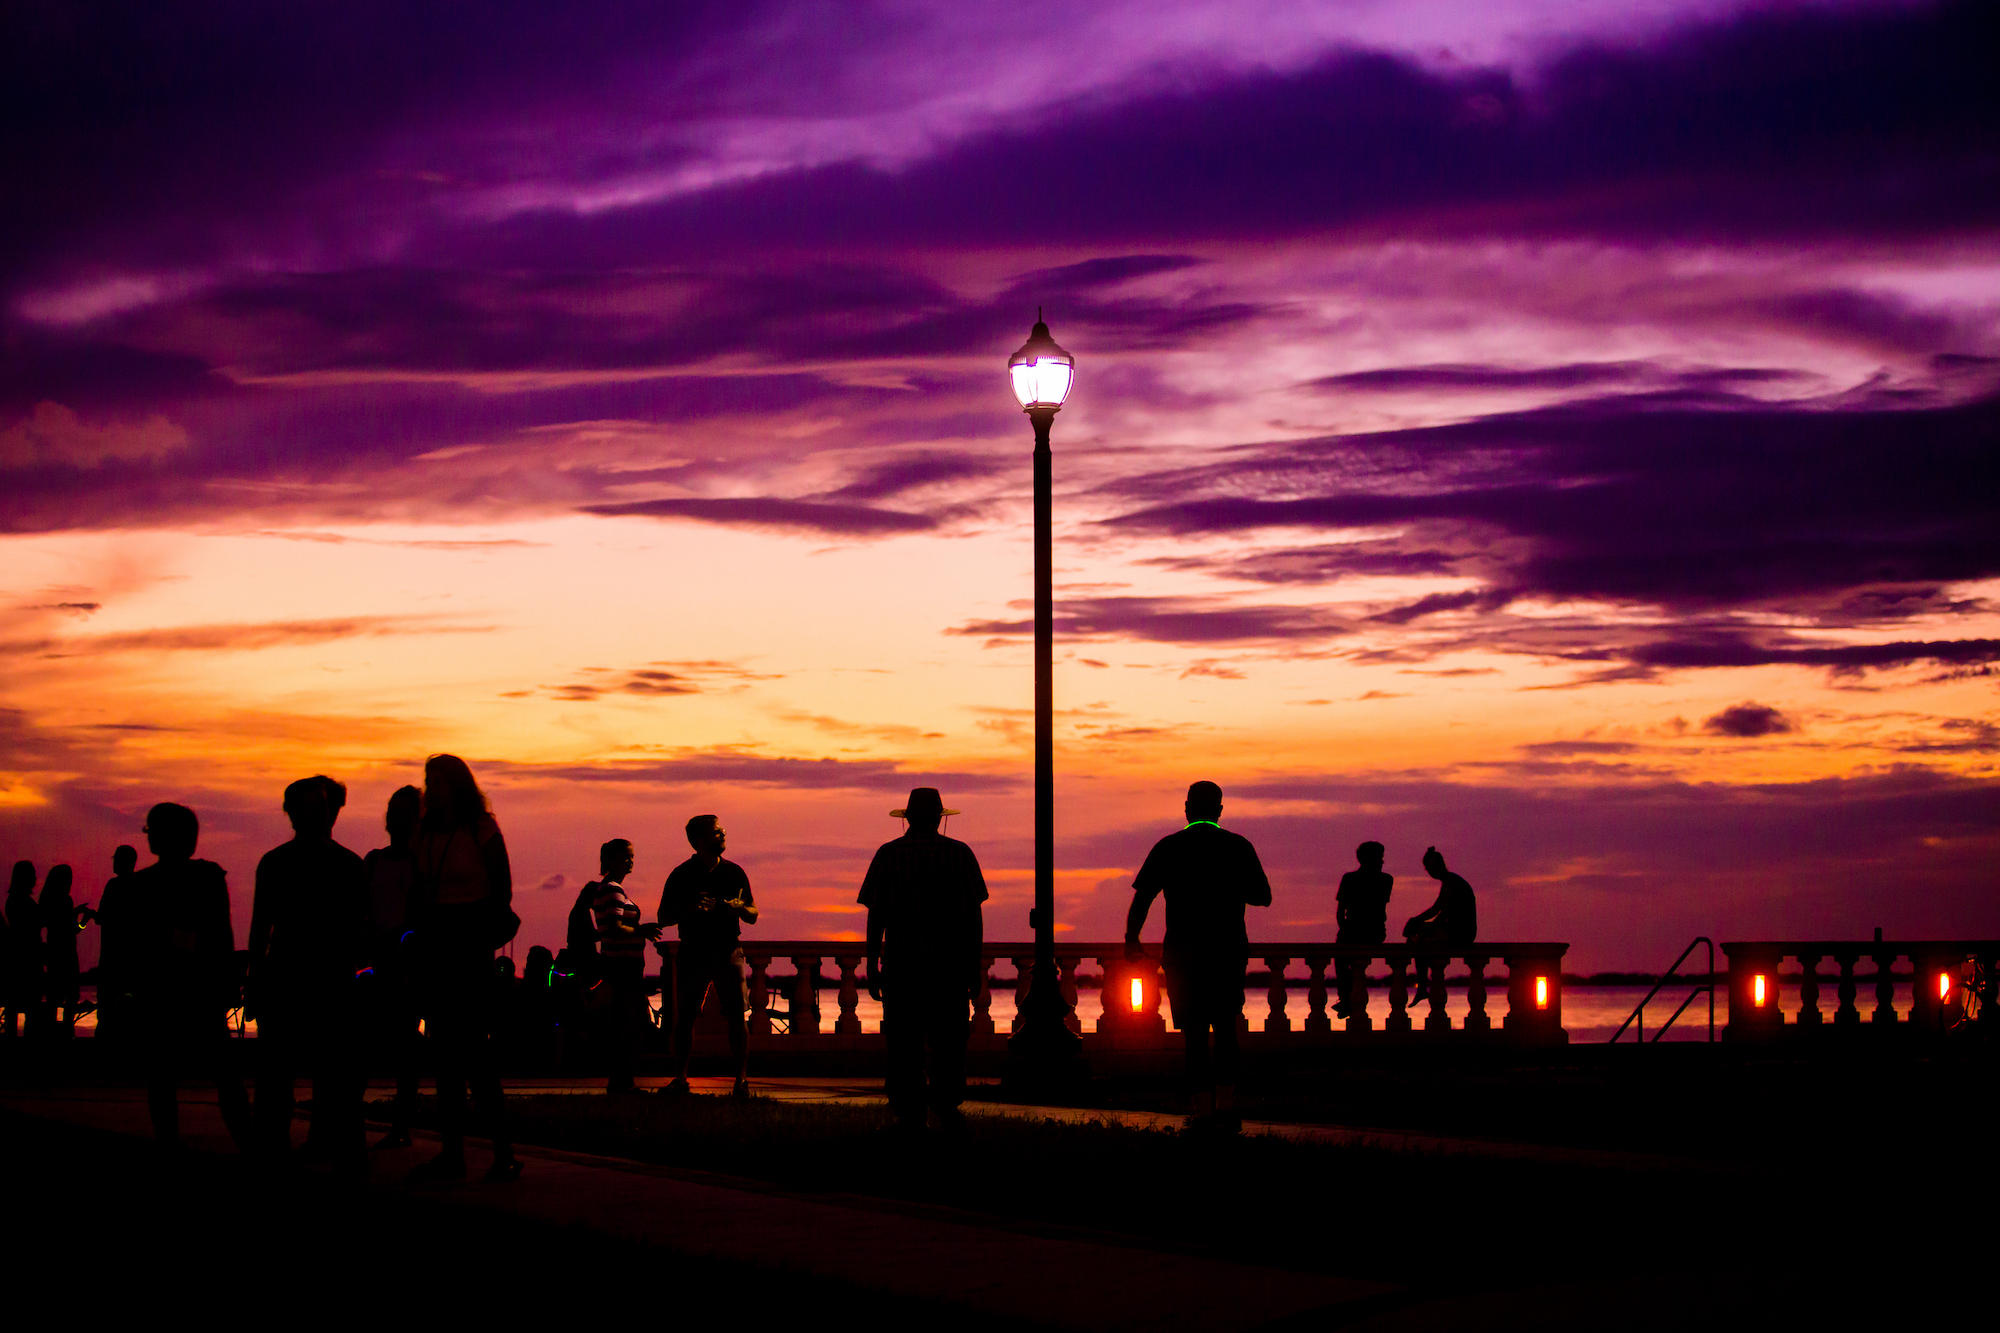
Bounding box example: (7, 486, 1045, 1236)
(5, 1045, 1994, 1327)
(0, 1106, 1036, 1326)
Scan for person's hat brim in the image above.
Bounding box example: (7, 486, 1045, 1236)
(890, 806, 960, 817)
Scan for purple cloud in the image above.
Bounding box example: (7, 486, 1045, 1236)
(581, 496, 937, 537)
(953, 596, 1350, 647)
(1106, 389, 2000, 623)
(494, 750, 1017, 792)
(1703, 703, 1795, 738)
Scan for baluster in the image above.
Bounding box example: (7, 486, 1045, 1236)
(1424, 949, 1451, 1032)
(1094, 954, 1120, 1032)
(1871, 950, 1898, 1023)
(1341, 949, 1374, 1031)
(1834, 952, 1859, 1026)
(1304, 955, 1331, 1034)
(748, 953, 772, 1036)
(835, 955, 861, 1034)
(790, 954, 820, 1035)
(1796, 953, 1822, 1026)
(1010, 955, 1035, 1032)
(1059, 955, 1082, 1034)
(1464, 955, 1490, 1031)
(1264, 956, 1292, 1033)
(972, 956, 995, 1036)
(1385, 950, 1411, 1033)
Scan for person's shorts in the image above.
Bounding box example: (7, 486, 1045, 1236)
(674, 947, 748, 1019)
(1162, 952, 1246, 1033)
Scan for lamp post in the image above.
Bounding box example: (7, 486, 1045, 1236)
(1003, 312, 1085, 1084)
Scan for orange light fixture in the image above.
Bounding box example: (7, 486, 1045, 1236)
(1130, 977, 1144, 1011)
(1753, 974, 1768, 1007)
(1534, 975, 1549, 1009)
(1938, 972, 1952, 1002)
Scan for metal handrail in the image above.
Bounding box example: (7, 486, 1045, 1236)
(1608, 936, 1715, 1043)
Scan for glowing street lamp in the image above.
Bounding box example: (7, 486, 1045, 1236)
(1004, 312, 1084, 1082)
(1009, 313, 1075, 412)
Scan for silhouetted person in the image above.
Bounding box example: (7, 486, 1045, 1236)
(659, 816, 756, 1098)
(94, 845, 141, 1043)
(589, 839, 660, 1095)
(362, 785, 423, 1148)
(564, 873, 606, 1069)
(1334, 842, 1392, 1021)
(514, 944, 560, 1072)
(3, 861, 39, 1039)
(248, 775, 369, 1168)
(409, 754, 521, 1183)
(1125, 781, 1271, 1135)
(1404, 846, 1477, 1008)
(125, 803, 250, 1148)
(861, 788, 986, 1134)
(39, 865, 86, 1038)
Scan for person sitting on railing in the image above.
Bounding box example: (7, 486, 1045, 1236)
(1334, 842, 1392, 1021)
(1403, 846, 1476, 1010)
(860, 787, 986, 1136)
(658, 814, 757, 1100)
(1125, 781, 1272, 1136)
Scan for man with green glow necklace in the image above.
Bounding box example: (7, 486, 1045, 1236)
(1124, 781, 1272, 1135)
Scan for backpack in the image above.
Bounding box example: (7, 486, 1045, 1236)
(564, 876, 600, 948)
(566, 882, 602, 978)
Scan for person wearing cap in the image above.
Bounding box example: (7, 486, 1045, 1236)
(1124, 781, 1271, 1135)
(859, 787, 987, 1135)
(657, 815, 757, 1098)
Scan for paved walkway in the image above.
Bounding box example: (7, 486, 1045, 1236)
(453, 1075, 1702, 1172)
(3, 1082, 1397, 1333)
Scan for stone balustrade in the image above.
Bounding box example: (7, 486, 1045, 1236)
(1721, 940, 1998, 1041)
(660, 940, 1572, 1053)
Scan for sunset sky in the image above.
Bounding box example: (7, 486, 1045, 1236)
(4, 0, 1996, 970)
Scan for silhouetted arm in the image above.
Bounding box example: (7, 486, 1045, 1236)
(245, 853, 274, 1013)
(865, 906, 883, 1002)
(203, 866, 239, 1013)
(1125, 838, 1166, 956)
(964, 845, 988, 998)
(1125, 884, 1160, 957)
(1241, 839, 1273, 909)
(858, 846, 887, 999)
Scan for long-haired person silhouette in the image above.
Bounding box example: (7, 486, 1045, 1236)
(3, 861, 40, 1039)
(38, 864, 84, 1037)
(363, 785, 425, 1147)
(410, 755, 522, 1183)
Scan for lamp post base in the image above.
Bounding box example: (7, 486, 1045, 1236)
(1001, 961, 1089, 1093)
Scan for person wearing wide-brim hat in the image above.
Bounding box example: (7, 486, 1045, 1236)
(858, 787, 986, 1134)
